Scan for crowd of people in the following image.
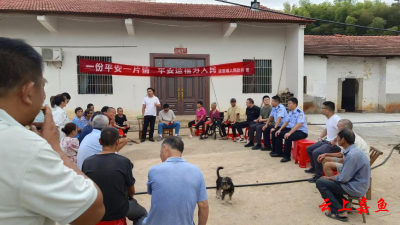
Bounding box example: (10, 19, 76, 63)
(0, 37, 372, 224)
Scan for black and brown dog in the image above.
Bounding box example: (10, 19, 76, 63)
(216, 166, 234, 204)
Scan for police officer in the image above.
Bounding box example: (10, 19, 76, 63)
(262, 95, 288, 152)
(273, 97, 308, 162)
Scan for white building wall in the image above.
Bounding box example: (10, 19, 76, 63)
(303, 55, 327, 113)
(0, 15, 300, 117)
(385, 58, 400, 113)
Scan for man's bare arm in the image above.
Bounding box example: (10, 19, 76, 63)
(142, 104, 146, 117)
(127, 185, 135, 198)
(319, 128, 327, 140)
(198, 200, 209, 225)
(70, 190, 105, 225)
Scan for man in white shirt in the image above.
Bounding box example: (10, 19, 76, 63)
(141, 88, 161, 143)
(306, 101, 342, 183)
(0, 38, 105, 225)
(318, 119, 369, 176)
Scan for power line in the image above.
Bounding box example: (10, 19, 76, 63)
(215, 0, 400, 34)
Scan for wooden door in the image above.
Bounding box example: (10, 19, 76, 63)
(151, 54, 210, 115)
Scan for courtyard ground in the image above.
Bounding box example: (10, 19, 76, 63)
(120, 113, 400, 225)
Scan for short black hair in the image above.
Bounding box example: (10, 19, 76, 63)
(262, 95, 270, 101)
(163, 104, 169, 109)
(101, 106, 109, 113)
(0, 38, 44, 97)
(288, 97, 298, 106)
(100, 127, 120, 147)
(147, 87, 155, 92)
(50, 94, 66, 108)
(162, 136, 184, 153)
(91, 111, 103, 122)
(75, 107, 83, 114)
(62, 92, 71, 100)
(197, 101, 203, 106)
(272, 95, 281, 102)
(84, 108, 93, 117)
(247, 98, 254, 104)
(338, 128, 355, 145)
(107, 107, 115, 112)
(117, 107, 123, 111)
(323, 101, 335, 112)
(87, 103, 94, 109)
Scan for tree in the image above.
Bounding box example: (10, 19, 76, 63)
(367, 17, 386, 35)
(283, 1, 291, 13)
(299, 0, 311, 7)
(383, 26, 399, 36)
(345, 16, 358, 35)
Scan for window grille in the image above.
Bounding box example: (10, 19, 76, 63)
(243, 59, 272, 93)
(77, 56, 113, 94)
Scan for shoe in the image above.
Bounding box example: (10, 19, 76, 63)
(280, 158, 291, 163)
(252, 144, 262, 150)
(149, 138, 155, 142)
(158, 136, 163, 142)
(270, 153, 283, 157)
(261, 145, 272, 151)
(199, 136, 204, 140)
(237, 138, 247, 143)
(189, 134, 193, 139)
(141, 139, 145, 143)
(308, 176, 320, 183)
(244, 142, 254, 147)
(305, 168, 316, 174)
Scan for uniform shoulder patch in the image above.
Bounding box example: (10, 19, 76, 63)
(297, 109, 301, 113)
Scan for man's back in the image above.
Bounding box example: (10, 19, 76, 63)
(83, 154, 135, 221)
(77, 129, 102, 170)
(144, 157, 208, 225)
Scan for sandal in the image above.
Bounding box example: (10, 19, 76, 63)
(325, 212, 348, 222)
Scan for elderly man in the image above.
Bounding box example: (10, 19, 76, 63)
(0, 37, 105, 224)
(107, 107, 116, 126)
(319, 119, 369, 176)
(158, 104, 181, 141)
(144, 137, 209, 225)
(83, 128, 147, 225)
(77, 115, 127, 170)
(219, 98, 241, 140)
(316, 128, 370, 222)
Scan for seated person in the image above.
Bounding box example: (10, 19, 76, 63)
(106, 107, 116, 127)
(316, 128, 370, 222)
(81, 108, 93, 128)
(87, 103, 95, 111)
(77, 115, 127, 170)
(274, 97, 308, 162)
(200, 102, 220, 140)
(71, 107, 84, 139)
(319, 119, 369, 176)
(158, 104, 181, 141)
(219, 98, 241, 140)
(262, 95, 288, 151)
(83, 127, 147, 225)
(232, 98, 260, 143)
(60, 123, 80, 165)
(188, 101, 207, 138)
(245, 95, 273, 149)
(115, 107, 130, 137)
(79, 111, 102, 144)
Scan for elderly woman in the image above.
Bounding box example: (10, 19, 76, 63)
(200, 102, 220, 140)
(51, 94, 69, 141)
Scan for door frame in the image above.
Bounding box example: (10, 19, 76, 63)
(150, 53, 211, 114)
(338, 78, 363, 112)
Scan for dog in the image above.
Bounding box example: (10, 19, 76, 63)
(216, 166, 234, 204)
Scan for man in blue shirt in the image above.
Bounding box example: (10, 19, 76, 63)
(274, 97, 308, 162)
(144, 137, 209, 225)
(262, 95, 289, 152)
(78, 111, 102, 143)
(316, 128, 370, 222)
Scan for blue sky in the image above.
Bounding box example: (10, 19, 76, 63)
(155, 0, 397, 10)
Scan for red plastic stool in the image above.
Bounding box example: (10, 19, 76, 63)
(97, 218, 127, 225)
(192, 124, 205, 136)
(227, 125, 240, 141)
(118, 129, 124, 137)
(244, 127, 249, 140)
(294, 139, 315, 168)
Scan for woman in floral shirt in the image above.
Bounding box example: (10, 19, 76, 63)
(60, 123, 79, 165)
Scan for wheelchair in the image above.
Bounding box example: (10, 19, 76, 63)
(205, 112, 225, 140)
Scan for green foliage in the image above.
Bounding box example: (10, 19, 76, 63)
(285, 0, 400, 36)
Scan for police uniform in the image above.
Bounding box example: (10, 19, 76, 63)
(274, 107, 308, 160)
(264, 103, 288, 151)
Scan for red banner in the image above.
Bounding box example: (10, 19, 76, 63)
(79, 59, 255, 77)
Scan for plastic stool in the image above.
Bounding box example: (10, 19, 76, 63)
(192, 124, 205, 136)
(294, 139, 315, 168)
(244, 127, 249, 140)
(227, 125, 240, 141)
(97, 218, 127, 225)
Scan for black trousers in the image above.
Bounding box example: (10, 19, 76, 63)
(275, 128, 308, 159)
(142, 116, 156, 139)
(126, 198, 148, 225)
(121, 126, 130, 134)
(262, 125, 274, 147)
(220, 122, 230, 137)
(270, 127, 281, 154)
(232, 121, 252, 136)
(248, 123, 265, 144)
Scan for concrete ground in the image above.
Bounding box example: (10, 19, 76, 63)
(120, 113, 400, 225)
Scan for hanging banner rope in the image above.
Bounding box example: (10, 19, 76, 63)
(79, 59, 255, 77)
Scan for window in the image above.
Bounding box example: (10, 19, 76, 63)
(77, 56, 113, 94)
(243, 59, 272, 93)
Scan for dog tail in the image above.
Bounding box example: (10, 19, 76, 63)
(217, 166, 224, 178)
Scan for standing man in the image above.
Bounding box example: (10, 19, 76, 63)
(143, 137, 208, 225)
(219, 98, 241, 140)
(232, 98, 260, 143)
(316, 128, 370, 222)
(142, 88, 161, 143)
(245, 95, 273, 150)
(274, 97, 308, 162)
(158, 104, 181, 141)
(262, 95, 288, 152)
(306, 101, 341, 183)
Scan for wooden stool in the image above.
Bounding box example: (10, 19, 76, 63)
(347, 196, 370, 223)
(163, 128, 174, 138)
(137, 116, 150, 140)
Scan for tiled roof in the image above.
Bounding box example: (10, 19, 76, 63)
(305, 35, 400, 57)
(0, 0, 312, 23)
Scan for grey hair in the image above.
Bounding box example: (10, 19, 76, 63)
(93, 115, 109, 130)
(211, 102, 217, 105)
(339, 119, 353, 130)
